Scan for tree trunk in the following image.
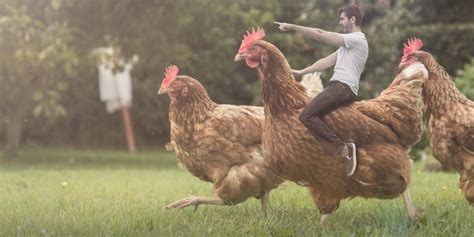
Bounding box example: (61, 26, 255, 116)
(4, 116, 23, 159)
(4, 95, 33, 160)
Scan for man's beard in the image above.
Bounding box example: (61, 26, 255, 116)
(342, 23, 353, 33)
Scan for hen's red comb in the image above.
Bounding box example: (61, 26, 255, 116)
(162, 65, 179, 87)
(401, 37, 423, 63)
(238, 27, 265, 53)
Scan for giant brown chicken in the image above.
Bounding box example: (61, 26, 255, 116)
(158, 65, 282, 215)
(235, 28, 428, 223)
(401, 46, 474, 205)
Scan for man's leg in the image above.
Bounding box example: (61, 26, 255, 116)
(299, 81, 357, 175)
(299, 82, 354, 156)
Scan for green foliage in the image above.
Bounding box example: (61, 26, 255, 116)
(455, 58, 474, 100)
(0, 0, 77, 120)
(362, 0, 422, 98)
(1, 0, 473, 151)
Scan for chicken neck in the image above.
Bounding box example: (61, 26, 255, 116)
(422, 62, 470, 117)
(257, 42, 308, 117)
(170, 88, 217, 128)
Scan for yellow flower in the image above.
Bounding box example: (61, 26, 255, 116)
(442, 186, 446, 190)
(62, 181, 68, 187)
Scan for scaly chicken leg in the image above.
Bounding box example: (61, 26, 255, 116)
(261, 192, 269, 217)
(402, 188, 423, 223)
(166, 192, 271, 217)
(165, 196, 226, 212)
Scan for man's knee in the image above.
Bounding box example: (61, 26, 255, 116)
(299, 110, 311, 125)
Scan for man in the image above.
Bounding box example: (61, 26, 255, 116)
(275, 4, 368, 176)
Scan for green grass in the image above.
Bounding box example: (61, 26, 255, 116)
(0, 148, 472, 236)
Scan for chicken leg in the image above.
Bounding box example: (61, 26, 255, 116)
(401, 189, 423, 223)
(261, 192, 269, 217)
(165, 196, 225, 212)
(166, 193, 271, 217)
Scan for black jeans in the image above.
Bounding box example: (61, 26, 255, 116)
(299, 80, 356, 157)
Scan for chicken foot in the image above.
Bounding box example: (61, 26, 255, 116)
(401, 188, 423, 223)
(165, 196, 225, 212)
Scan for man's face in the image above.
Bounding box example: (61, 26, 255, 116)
(339, 12, 354, 33)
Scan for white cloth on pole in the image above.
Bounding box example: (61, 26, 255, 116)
(115, 63, 133, 104)
(97, 53, 135, 113)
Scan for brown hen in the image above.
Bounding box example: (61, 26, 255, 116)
(404, 49, 474, 205)
(235, 29, 427, 223)
(158, 65, 282, 215)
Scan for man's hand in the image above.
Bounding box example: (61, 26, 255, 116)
(274, 22, 293, 32)
(291, 69, 304, 77)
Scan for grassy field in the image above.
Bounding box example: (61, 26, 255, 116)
(0, 148, 472, 236)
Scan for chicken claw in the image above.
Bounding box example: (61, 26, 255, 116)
(165, 196, 225, 211)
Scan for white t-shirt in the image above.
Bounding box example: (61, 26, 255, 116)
(329, 31, 368, 95)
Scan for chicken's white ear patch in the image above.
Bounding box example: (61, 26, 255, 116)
(181, 86, 189, 96)
(402, 62, 428, 80)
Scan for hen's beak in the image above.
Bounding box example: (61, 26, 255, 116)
(234, 53, 245, 61)
(158, 87, 170, 95)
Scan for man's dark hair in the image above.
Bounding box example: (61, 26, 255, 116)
(338, 4, 364, 26)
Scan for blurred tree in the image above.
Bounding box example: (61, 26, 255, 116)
(362, 0, 421, 98)
(407, 0, 474, 76)
(0, 0, 77, 158)
(35, 0, 305, 147)
(1, 0, 472, 152)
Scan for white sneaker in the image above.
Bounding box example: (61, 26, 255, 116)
(345, 143, 357, 176)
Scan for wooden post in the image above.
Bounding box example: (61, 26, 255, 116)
(121, 106, 136, 153)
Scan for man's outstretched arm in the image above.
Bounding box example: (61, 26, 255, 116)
(275, 22, 345, 48)
(293, 51, 337, 76)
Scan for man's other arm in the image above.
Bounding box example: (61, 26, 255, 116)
(293, 51, 337, 76)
